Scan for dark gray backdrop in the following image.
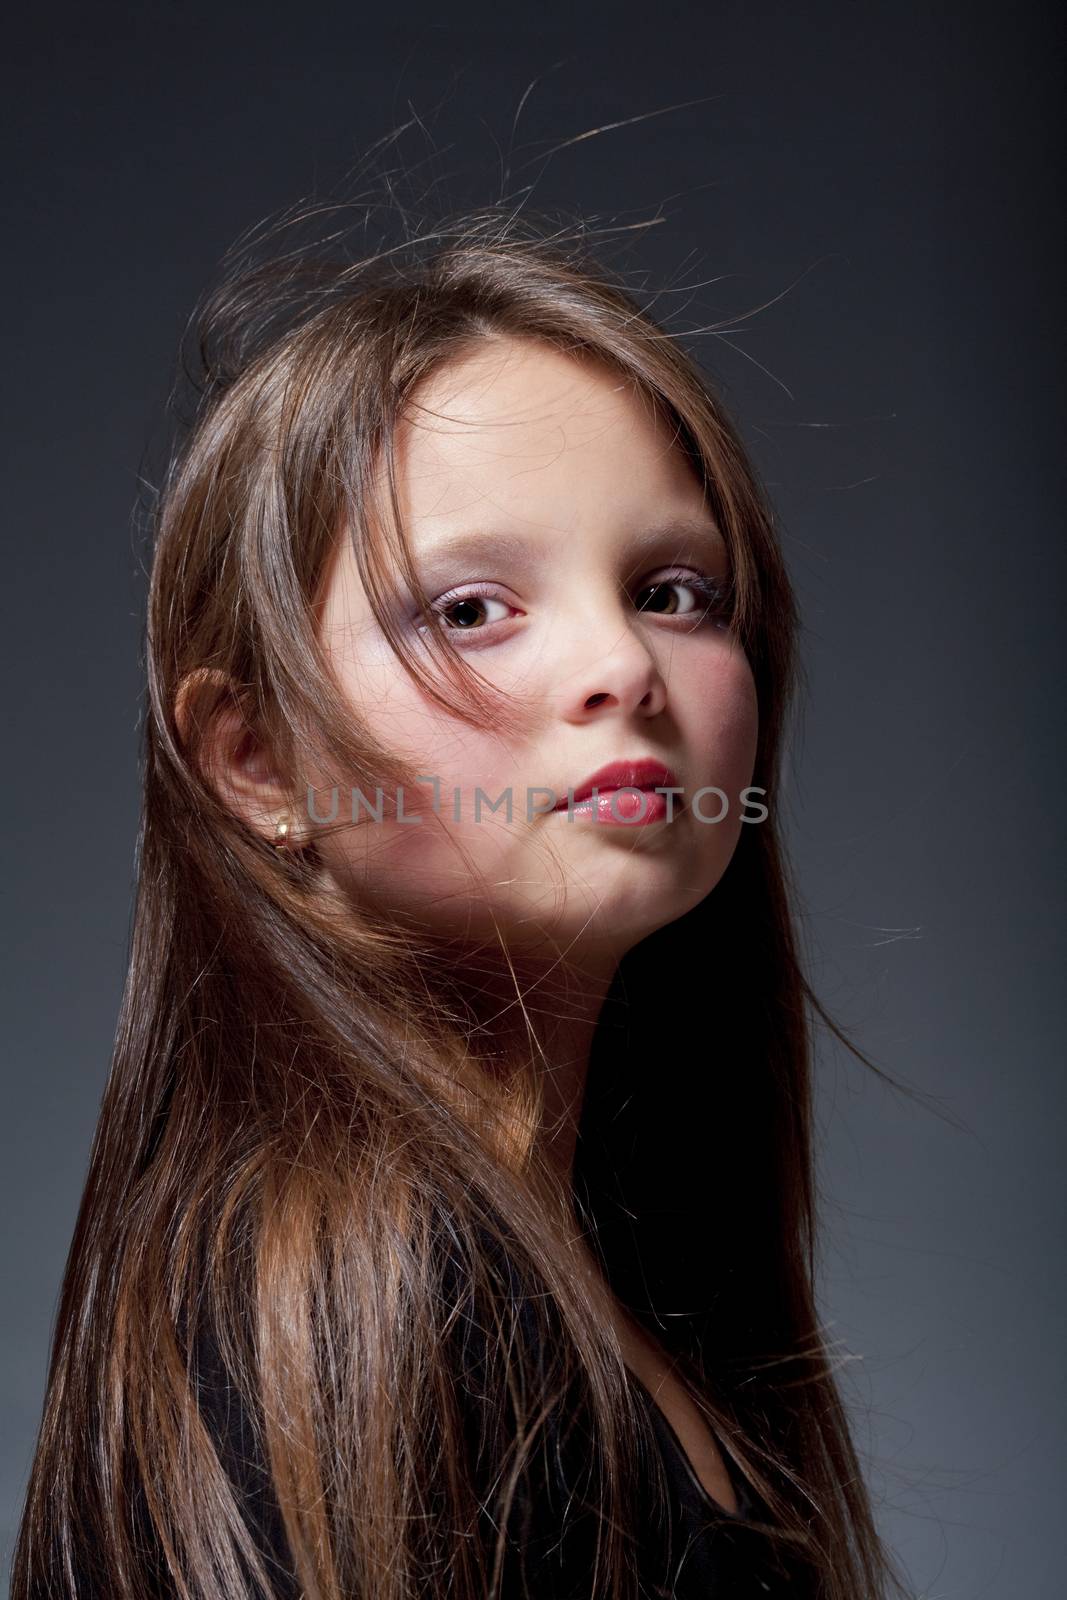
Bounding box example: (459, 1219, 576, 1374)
(3, 3, 1062, 1595)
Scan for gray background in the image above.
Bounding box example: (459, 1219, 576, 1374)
(3, 2, 1062, 1595)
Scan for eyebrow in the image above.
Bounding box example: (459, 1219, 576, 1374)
(412, 517, 726, 583)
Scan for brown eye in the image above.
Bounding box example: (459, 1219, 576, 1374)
(635, 573, 733, 621)
(635, 580, 695, 616)
(441, 598, 488, 629)
(421, 590, 515, 634)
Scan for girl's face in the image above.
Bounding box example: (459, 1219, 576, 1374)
(310, 337, 759, 961)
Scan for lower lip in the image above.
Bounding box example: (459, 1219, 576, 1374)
(552, 787, 674, 825)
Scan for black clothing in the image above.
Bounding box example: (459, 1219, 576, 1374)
(53, 1251, 806, 1598)
(628, 1372, 784, 1597)
(186, 1323, 797, 1599)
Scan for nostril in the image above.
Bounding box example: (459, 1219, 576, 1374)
(585, 693, 610, 708)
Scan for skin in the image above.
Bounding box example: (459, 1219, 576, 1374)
(310, 336, 758, 1164)
(313, 345, 756, 942)
(191, 336, 758, 1512)
(202, 334, 759, 1182)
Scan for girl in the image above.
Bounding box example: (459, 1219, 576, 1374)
(12, 202, 914, 1599)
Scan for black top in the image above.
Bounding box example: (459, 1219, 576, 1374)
(184, 1329, 798, 1600)
(185, 1363, 791, 1600)
(627, 1371, 786, 1597)
(51, 1264, 808, 1598)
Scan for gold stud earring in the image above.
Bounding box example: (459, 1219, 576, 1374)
(273, 814, 291, 849)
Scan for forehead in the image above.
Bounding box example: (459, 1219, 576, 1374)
(406, 337, 649, 435)
(392, 337, 701, 524)
(316, 338, 721, 640)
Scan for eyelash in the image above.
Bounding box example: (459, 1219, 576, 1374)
(420, 571, 734, 641)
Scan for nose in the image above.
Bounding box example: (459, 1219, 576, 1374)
(554, 605, 668, 723)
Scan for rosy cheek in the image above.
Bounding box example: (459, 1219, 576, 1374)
(724, 659, 759, 737)
(690, 657, 759, 791)
(726, 670, 760, 764)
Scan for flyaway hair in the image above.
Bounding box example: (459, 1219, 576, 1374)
(12, 185, 921, 1599)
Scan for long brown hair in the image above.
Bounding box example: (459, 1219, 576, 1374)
(12, 194, 920, 1599)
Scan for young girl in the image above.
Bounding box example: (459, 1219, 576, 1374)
(12, 202, 914, 1599)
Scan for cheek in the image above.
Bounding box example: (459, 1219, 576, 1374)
(327, 634, 475, 784)
(653, 648, 759, 917)
(330, 624, 555, 819)
(314, 662, 536, 911)
(679, 644, 760, 798)
(353, 683, 522, 813)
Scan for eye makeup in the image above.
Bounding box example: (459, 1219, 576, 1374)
(409, 516, 727, 593)
(416, 567, 734, 645)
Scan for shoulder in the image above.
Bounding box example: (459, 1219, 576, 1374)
(185, 1230, 605, 1596)
(188, 1319, 301, 1598)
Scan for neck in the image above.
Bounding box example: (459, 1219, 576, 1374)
(423, 935, 620, 1187)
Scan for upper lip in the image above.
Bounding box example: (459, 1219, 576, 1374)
(553, 758, 681, 808)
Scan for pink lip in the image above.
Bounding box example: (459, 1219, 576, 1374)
(552, 758, 681, 809)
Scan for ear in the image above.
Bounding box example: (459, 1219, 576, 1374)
(174, 667, 307, 849)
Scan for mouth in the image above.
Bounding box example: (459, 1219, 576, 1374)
(551, 758, 683, 824)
